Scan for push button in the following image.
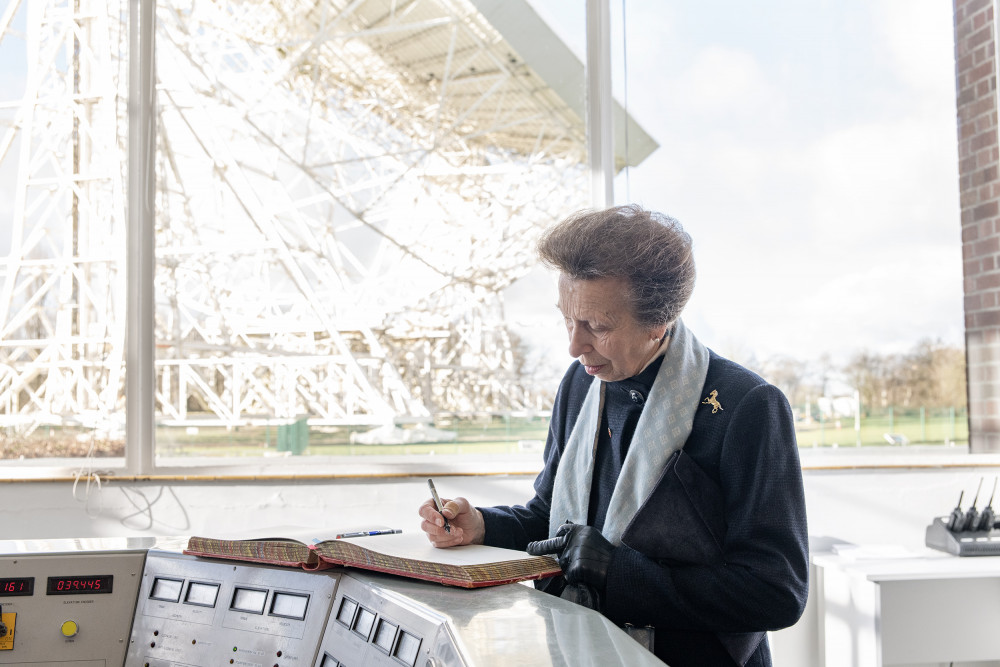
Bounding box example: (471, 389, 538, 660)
(60, 620, 78, 637)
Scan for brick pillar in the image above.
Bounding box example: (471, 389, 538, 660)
(956, 0, 1000, 451)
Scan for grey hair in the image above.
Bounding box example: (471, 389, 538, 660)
(537, 204, 696, 328)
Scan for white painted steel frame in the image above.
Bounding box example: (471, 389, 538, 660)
(0, 0, 646, 474)
(587, 0, 613, 209)
(126, 0, 155, 473)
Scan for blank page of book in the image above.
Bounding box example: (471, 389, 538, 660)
(334, 531, 540, 565)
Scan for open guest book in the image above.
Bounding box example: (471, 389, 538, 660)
(184, 530, 561, 589)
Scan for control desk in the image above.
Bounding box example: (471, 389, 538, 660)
(0, 537, 154, 666)
(0, 538, 666, 666)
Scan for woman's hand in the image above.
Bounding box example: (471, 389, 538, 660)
(418, 495, 485, 547)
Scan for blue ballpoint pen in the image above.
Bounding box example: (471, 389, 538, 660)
(335, 529, 403, 539)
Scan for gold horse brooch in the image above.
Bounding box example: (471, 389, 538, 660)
(702, 390, 723, 414)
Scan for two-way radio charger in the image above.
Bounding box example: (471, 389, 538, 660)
(925, 477, 1000, 556)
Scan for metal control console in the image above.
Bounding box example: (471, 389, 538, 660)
(126, 549, 340, 666)
(0, 538, 150, 666)
(3, 540, 667, 666)
(317, 572, 453, 667)
(315, 569, 666, 667)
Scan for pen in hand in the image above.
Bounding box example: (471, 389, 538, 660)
(427, 477, 451, 533)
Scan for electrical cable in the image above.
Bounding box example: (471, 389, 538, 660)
(71, 469, 104, 519)
(70, 264, 117, 520)
(118, 486, 164, 531)
(118, 485, 192, 532)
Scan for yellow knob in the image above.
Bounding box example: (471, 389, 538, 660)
(60, 620, 78, 637)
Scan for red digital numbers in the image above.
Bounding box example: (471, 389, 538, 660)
(56, 578, 101, 590)
(46, 575, 112, 595)
(0, 578, 34, 597)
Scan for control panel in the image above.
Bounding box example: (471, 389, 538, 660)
(316, 568, 665, 667)
(0, 540, 148, 666)
(126, 549, 339, 666)
(317, 572, 452, 667)
(2, 540, 667, 666)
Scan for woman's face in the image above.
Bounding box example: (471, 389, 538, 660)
(557, 275, 667, 382)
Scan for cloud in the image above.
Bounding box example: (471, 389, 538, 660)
(874, 0, 957, 101)
(608, 0, 964, 367)
(803, 117, 960, 245)
(670, 45, 786, 120)
(683, 240, 964, 364)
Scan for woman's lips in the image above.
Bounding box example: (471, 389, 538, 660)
(584, 364, 605, 375)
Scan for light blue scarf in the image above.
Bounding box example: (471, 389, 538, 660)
(548, 318, 710, 544)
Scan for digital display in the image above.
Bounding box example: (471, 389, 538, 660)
(336, 597, 358, 627)
(0, 577, 34, 597)
(185, 581, 220, 607)
(373, 618, 397, 652)
(269, 591, 308, 619)
(46, 575, 113, 595)
(352, 606, 376, 640)
(149, 577, 183, 602)
(394, 630, 421, 666)
(230, 587, 267, 614)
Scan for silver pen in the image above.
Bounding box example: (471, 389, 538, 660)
(427, 478, 451, 533)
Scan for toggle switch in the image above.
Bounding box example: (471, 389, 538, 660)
(0, 611, 15, 650)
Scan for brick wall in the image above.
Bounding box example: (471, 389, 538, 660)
(955, 0, 1000, 451)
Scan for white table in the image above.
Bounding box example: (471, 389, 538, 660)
(813, 547, 1000, 667)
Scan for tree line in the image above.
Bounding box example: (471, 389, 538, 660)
(750, 339, 966, 416)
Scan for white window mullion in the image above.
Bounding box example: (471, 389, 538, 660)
(126, 0, 156, 475)
(586, 0, 614, 208)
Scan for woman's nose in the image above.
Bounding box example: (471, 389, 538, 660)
(567, 325, 591, 357)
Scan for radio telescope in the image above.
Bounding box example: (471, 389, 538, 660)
(0, 0, 657, 437)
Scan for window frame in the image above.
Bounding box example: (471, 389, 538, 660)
(0, 0, 617, 479)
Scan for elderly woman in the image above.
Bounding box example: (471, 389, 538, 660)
(418, 205, 809, 667)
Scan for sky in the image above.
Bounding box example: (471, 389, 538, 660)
(1, 0, 964, 381)
(509, 0, 963, 376)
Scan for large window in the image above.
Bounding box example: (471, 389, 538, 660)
(0, 1, 130, 466)
(0, 0, 967, 474)
(0, 0, 621, 472)
(150, 0, 598, 465)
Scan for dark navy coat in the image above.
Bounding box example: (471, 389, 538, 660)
(480, 351, 809, 667)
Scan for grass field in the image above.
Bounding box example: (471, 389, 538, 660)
(150, 409, 969, 458)
(795, 409, 967, 448)
(153, 416, 553, 457)
(3, 409, 968, 460)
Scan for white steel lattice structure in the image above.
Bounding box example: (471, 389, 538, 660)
(0, 0, 656, 435)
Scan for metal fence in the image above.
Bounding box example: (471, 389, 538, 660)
(795, 406, 967, 447)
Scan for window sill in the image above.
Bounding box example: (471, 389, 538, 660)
(0, 452, 548, 482)
(2, 446, 999, 482)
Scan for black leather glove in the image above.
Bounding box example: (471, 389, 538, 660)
(559, 582, 602, 610)
(527, 523, 614, 592)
